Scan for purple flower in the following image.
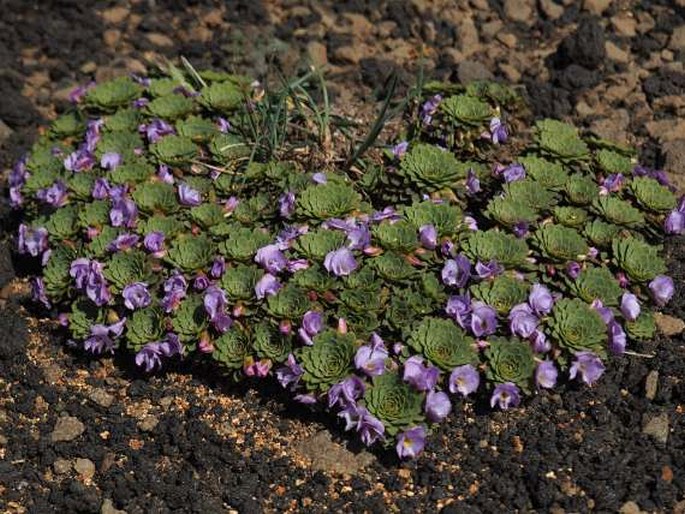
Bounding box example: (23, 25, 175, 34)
(566, 261, 581, 279)
(465, 168, 481, 195)
(664, 210, 685, 234)
(100, 152, 122, 170)
(620, 292, 640, 321)
(535, 361, 558, 389)
(286, 258, 310, 273)
(490, 382, 521, 410)
(392, 141, 409, 159)
(193, 273, 210, 291)
(608, 321, 627, 354)
(649, 275, 674, 307)
(31, 277, 51, 309)
(139, 118, 175, 142)
(396, 426, 426, 459)
(446, 294, 471, 329)
(84, 119, 103, 151)
(17, 224, 49, 258)
(92, 178, 111, 200)
(312, 172, 328, 184)
(512, 221, 529, 239)
(339, 405, 385, 446)
(204, 286, 233, 333)
(441, 255, 471, 287)
(70, 259, 110, 306)
(178, 183, 202, 206)
(255, 273, 281, 299)
(464, 216, 478, 231)
(425, 390, 451, 422)
(255, 244, 288, 274)
(475, 260, 504, 279)
(600, 173, 624, 195)
(216, 117, 231, 132)
(298, 310, 324, 345)
(419, 224, 438, 250)
(470, 301, 497, 337)
(529, 284, 554, 315)
(210, 257, 226, 279)
(64, 148, 95, 172)
(449, 364, 480, 397)
(502, 163, 525, 183)
(509, 303, 539, 338)
(371, 207, 401, 223)
(143, 231, 165, 256)
(279, 191, 296, 218)
(157, 164, 175, 184)
(529, 329, 551, 353)
(36, 180, 68, 207)
(84, 318, 127, 355)
(421, 93, 442, 125)
(275, 354, 303, 389)
(108, 233, 140, 252)
(489, 117, 508, 144)
(569, 352, 605, 385)
(294, 393, 317, 405)
(354, 333, 389, 376)
(110, 196, 138, 228)
(135, 335, 183, 373)
(328, 376, 366, 408)
(324, 248, 358, 276)
(403, 356, 440, 391)
(347, 224, 371, 250)
(122, 282, 151, 310)
(161, 272, 187, 312)
(68, 82, 93, 104)
(244, 358, 272, 377)
(591, 299, 615, 325)
(275, 224, 308, 249)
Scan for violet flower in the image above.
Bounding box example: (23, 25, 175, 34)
(139, 118, 175, 142)
(101, 152, 122, 170)
(135, 334, 183, 373)
(69, 258, 111, 306)
(465, 169, 481, 195)
(347, 224, 371, 251)
(157, 164, 175, 184)
(144, 231, 166, 256)
(418, 224, 438, 250)
(502, 163, 525, 183)
(161, 272, 187, 312)
(425, 390, 451, 422)
(608, 321, 627, 355)
(110, 196, 138, 228)
(664, 210, 685, 234)
(339, 405, 385, 446)
(475, 260, 504, 279)
(244, 358, 272, 377)
(122, 282, 152, 310)
(649, 275, 674, 307)
(421, 94, 442, 125)
(36, 180, 68, 207)
(354, 333, 388, 376)
(464, 216, 478, 231)
(529, 329, 551, 353)
(371, 207, 401, 223)
(84, 317, 126, 355)
(92, 178, 111, 200)
(298, 310, 324, 345)
(392, 141, 408, 159)
(591, 299, 615, 325)
(210, 257, 226, 279)
(31, 277, 51, 309)
(535, 360, 558, 389)
(489, 117, 508, 144)
(17, 224, 49, 258)
(294, 393, 318, 405)
(566, 261, 581, 279)
(490, 382, 521, 410)
(64, 148, 95, 172)
(255, 244, 288, 274)
(509, 303, 538, 338)
(600, 173, 624, 195)
(108, 233, 140, 252)
(324, 248, 358, 276)
(396, 426, 426, 459)
(178, 183, 202, 206)
(512, 221, 529, 239)
(68, 82, 93, 104)
(449, 364, 480, 397)
(279, 191, 296, 218)
(275, 354, 303, 389)
(403, 356, 440, 391)
(216, 117, 231, 132)
(312, 172, 328, 184)
(441, 255, 471, 287)
(470, 301, 498, 337)
(569, 351, 605, 385)
(529, 284, 554, 315)
(204, 286, 233, 333)
(255, 273, 281, 299)
(620, 292, 640, 321)
(328, 376, 366, 408)
(446, 294, 471, 329)
(286, 258, 310, 273)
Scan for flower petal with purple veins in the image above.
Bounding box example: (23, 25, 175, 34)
(418, 224, 438, 250)
(101, 152, 122, 170)
(502, 163, 525, 183)
(403, 356, 439, 391)
(122, 282, 151, 310)
(569, 351, 605, 385)
(425, 391, 451, 422)
(608, 321, 627, 355)
(475, 260, 503, 279)
(354, 333, 389, 376)
(255, 244, 288, 274)
(275, 354, 303, 389)
(470, 301, 497, 337)
(36, 180, 68, 207)
(529, 284, 554, 315)
(448, 364, 480, 397)
(446, 294, 471, 329)
(279, 191, 296, 218)
(441, 255, 471, 287)
(255, 273, 281, 299)
(649, 275, 674, 307)
(490, 382, 521, 410)
(396, 426, 426, 458)
(620, 292, 640, 321)
(324, 247, 358, 276)
(391, 141, 409, 159)
(466, 169, 481, 195)
(535, 360, 558, 389)
(178, 183, 202, 206)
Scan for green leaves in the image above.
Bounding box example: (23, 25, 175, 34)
(220, 227, 272, 262)
(399, 144, 467, 192)
(471, 275, 528, 316)
(364, 372, 424, 436)
(548, 298, 607, 354)
(463, 230, 529, 268)
(372, 220, 418, 252)
(172, 295, 208, 342)
(265, 285, 309, 318)
(213, 328, 251, 369)
(220, 265, 262, 301)
(534, 224, 588, 263)
(85, 77, 142, 111)
(253, 322, 291, 362)
(103, 250, 150, 292)
(151, 135, 199, 164)
(570, 266, 623, 306)
(200, 81, 244, 111)
(534, 119, 589, 162)
(612, 237, 665, 282)
(593, 196, 645, 227)
(630, 177, 676, 213)
(294, 229, 347, 260)
(126, 307, 164, 350)
(298, 330, 357, 391)
(484, 338, 535, 390)
(408, 317, 477, 371)
(146, 94, 195, 120)
(296, 183, 361, 221)
(132, 182, 179, 213)
(167, 235, 216, 272)
(440, 94, 492, 126)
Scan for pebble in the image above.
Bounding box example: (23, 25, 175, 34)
(101, 6, 129, 24)
(138, 415, 159, 432)
(0, 118, 13, 142)
(496, 32, 517, 49)
(539, 0, 565, 20)
(74, 458, 96, 480)
(51, 416, 85, 443)
(669, 26, 685, 52)
(295, 431, 375, 474)
(504, 0, 534, 24)
(103, 29, 122, 48)
(101, 499, 128, 514)
(654, 312, 685, 336)
(457, 17, 480, 56)
(0, 434, 7, 445)
(89, 388, 115, 408)
(457, 60, 494, 84)
(611, 13, 637, 37)
(146, 33, 174, 48)
(645, 370, 659, 400)
(53, 458, 72, 474)
(605, 41, 630, 63)
(583, 0, 612, 14)
(642, 412, 669, 443)
(307, 41, 328, 68)
(619, 501, 642, 514)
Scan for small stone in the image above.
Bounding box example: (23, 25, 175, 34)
(138, 415, 159, 432)
(539, 0, 564, 20)
(51, 416, 85, 443)
(499, 63, 522, 82)
(74, 458, 96, 480)
(646, 119, 685, 143)
(103, 29, 121, 47)
(669, 26, 685, 52)
(295, 431, 375, 474)
(619, 501, 641, 514)
(101, 6, 129, 24)
(496, 32, 517, 49)
(612, 13, 637, 37)
(605, 41, 630, 63)
(53, 458, 72, 474)
(80, 61, 97, 74)
(654, 312, 685, 336)
(642, 412, 669, 443)
(0, 434, 7, 446)
(342, 13, 374, 39)
(101, 499, 128, 514)
(457, 60, 494, 84)
(458, 17, 480, 57)
(89, 388, 114, 408)
(582, 0, 612, 14)
(0, 118, 13, 142)
(332, 46, 363, 65)
(645, 370, 659, 400)
(202, 9, 224, 27)
(674, 499, 685, 514)
(159, 396, 174, 408)
(307, 41, 328, 68)
(504, 0, 534, 24)
(146, 33, 174, 48)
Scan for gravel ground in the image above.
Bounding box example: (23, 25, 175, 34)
(1, 1, 684, 513)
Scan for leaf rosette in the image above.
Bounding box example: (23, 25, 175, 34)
(126, 307, 164, 350)
(298, 330, 357, 391)
(548, 298, 607, 354)
(593, 196, 645, 227)
(407, 317, 477, 371)
(296, 183, 361, 221)
(172, 295, 209, 342)
(612, 237, 665, 283)
(471, 275, 528, 316)
(364, 372, 424, 436)
(629, 177, 676, 213)
(399, 144, 467, 192)
(533, 224, 588, 263)
(570, 266, 623, 306)
(484, 338, 536, 390)
(213, 328, 251, 369)
(253, 321, 291, 363)
(463, 230, 529, 268)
